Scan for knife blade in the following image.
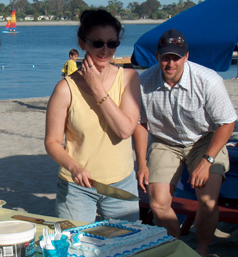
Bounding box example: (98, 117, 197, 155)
(89, 179, 140, 201)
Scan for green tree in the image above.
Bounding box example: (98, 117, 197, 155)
(107, 0, 123, 15)
(145, 0, 161, 16)
(10, 0, 29, 12)
(182, 0, 196, 11)
(0, 3, 5, 13)
(107, 4, 117, 16)
(69, 0, 88, 18)
(56, 11, 63, 19)
(151, 10, 167, 19)
(137, 2, 150, 18)
(33, 11, 40, 20)
(127, 1, 139, 11)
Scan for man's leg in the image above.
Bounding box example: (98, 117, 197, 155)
(149, 182, 180, 238)
(195, 173, 222, 257)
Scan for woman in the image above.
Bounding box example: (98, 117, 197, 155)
(45, 9, 141, 223)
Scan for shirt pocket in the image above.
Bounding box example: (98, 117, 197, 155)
(180, 105, 207, 134)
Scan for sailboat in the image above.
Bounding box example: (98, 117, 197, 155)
(2, 8, 19, 33)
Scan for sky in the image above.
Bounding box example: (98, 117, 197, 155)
(0, 0, 199, 8)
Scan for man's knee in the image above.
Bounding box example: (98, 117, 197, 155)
(149, 197, 172, 216)
(198, 197, 218, 214)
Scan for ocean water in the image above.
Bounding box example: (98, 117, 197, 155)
(0, 24, 237, 100)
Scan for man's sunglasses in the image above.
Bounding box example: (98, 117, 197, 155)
(84, 37, 120, 49)
(159, 37, 184, 47)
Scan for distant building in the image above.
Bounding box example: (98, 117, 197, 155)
(25, 15, 34, 21)
(37, 15, 50, 21)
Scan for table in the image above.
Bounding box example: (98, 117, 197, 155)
(0, 208, 200, 257)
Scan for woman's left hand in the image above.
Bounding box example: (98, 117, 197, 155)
(80, 54, 102, 91)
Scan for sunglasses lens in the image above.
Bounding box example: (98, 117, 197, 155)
(107, 40, 120, 49)
(159, 38, 184, 47)
(173, 38, 184, 46)
(92, 40, 105, 48)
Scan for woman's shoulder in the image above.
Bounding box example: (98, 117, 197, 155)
(122, 67, 140, 80)
(50, 78, 71, 106)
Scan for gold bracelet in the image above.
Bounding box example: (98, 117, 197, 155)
(97, 94, 109, 105)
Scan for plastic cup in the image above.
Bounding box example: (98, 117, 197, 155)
(39, 234, 69, 257)
(42, 242, 69, 257)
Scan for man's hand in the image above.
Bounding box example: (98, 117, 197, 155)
(137, 163, 149, 193)
(188, 158, 211, 189)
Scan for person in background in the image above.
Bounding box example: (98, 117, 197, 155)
(45, 9, 141, 223)
(61, 49, 79, 77)
(133, 28, 237, 257)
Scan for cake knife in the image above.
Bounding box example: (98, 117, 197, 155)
(89, 179, 140, 201)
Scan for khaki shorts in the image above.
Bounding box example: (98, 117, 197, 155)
(147, 133, 229, 186)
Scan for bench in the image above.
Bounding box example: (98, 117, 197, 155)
(139, 196, 238, 235)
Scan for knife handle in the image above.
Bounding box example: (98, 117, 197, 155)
(89, 178, 96, 187)
(13, 215, 45, 224)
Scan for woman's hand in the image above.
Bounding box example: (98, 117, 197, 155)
(70, 166, 92, 188)
(80, 54, 102, 91)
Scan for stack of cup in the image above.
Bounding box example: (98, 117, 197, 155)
(39, 234, 69, 257)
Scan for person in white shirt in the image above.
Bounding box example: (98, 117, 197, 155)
(133, 28, 237, 257)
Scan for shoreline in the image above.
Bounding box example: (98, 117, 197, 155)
(0, 19, 166, 27)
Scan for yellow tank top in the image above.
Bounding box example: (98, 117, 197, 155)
(59, 67, 134, 184)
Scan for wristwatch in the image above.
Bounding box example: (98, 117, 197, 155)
(203, 155, 215, 164)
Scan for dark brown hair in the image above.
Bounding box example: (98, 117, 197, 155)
(69, 49, 79, 57)
(78, 9, 123, 41)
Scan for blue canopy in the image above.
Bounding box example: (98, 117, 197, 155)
(131, 0, 238, 71)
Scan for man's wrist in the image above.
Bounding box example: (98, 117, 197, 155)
(203, 154, 215, 164)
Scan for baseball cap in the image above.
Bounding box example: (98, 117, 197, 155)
(157, 28, 188, 57)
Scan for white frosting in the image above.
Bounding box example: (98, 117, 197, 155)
(63, 219, 174, 257)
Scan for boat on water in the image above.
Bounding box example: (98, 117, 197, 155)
(2, 8, 19, 34)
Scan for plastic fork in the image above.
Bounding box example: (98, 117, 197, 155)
(54, 222, 62, 240)
(44, 227, 55, 250)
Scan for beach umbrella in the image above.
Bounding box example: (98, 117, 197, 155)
(131, 0, 238, 71)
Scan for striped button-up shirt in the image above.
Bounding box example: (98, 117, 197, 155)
(140, 61, 237, 147)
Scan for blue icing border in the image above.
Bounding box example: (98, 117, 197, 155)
(65, 219, 140, 240)
(67, 236, 174, 257)
(65, 219, 174, 257)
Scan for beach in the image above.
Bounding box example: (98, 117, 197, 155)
(0, 19, 166, 27)
(0, 79, 238, 256)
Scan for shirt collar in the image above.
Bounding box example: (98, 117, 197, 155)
(177, 62, 190, 90)
(158, 62, 190, 90)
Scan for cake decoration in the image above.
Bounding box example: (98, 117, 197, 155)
(62, 219, 174, 257)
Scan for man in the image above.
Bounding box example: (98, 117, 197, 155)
(133, 28, 237, 257)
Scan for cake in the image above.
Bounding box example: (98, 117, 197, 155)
(62, 219, 174, 257)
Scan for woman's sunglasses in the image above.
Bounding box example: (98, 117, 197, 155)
(159, 37, 184, 47)
(84, 37, 120, 49)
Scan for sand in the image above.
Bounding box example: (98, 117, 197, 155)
(0, 19, 166, 27)
(0, 78, 238, 256)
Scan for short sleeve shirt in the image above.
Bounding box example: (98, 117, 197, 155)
(140, 61, 237, 147)
(61, 59, 78, 76)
